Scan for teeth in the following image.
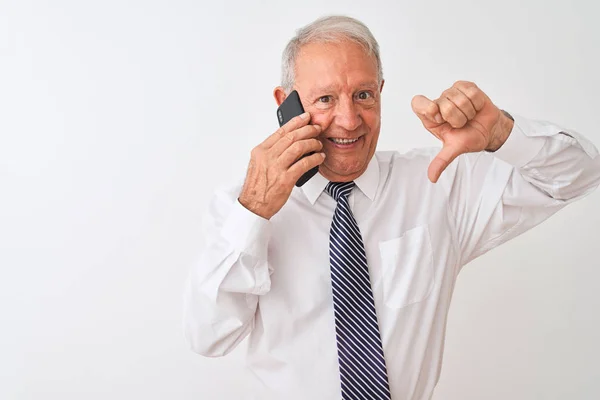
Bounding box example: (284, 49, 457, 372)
(331, 138, 359, 144)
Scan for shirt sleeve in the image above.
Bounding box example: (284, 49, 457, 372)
(438, 114, 600, 271)
(182, 181, 272, 357)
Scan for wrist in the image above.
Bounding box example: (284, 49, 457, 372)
(486, 110, 514, 152)
(238, 195, 273, 220)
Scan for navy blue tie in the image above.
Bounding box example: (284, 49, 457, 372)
(326, 181, 392, 400)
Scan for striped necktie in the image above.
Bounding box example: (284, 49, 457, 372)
(326, 181, 392, 400)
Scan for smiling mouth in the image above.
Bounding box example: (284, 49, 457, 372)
(329, 137, 360, 145)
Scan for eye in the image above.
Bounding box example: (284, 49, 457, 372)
(357, 91, 372, 100)
(318, 95, 332, 103)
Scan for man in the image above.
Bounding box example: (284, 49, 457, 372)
(183, 15, 600, 400)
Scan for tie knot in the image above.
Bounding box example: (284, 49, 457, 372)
(326, 181, 355, 202)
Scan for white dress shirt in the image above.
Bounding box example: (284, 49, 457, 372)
(183, 114, 600, 400)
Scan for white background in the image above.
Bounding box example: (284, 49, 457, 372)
(1, 0, 599, 399)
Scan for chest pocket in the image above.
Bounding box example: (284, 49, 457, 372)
(378, 224, 435, 309)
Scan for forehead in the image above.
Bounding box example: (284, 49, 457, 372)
(294, 40, 379, 93)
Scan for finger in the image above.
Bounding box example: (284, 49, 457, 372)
(287, 152, 326, 183)
(444, 87, 476, 121)
(261, 111, 311, 149)
(453, 81, 487, 111)
(435, 96, 467, 129)
(411, 95, 443, 126)
(270, 124, 322, 157)
(277, 138, 323, 169)
(428, 144, 462, 183)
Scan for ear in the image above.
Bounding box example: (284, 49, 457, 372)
(379, 79, 385, 93)
(273, 86, 287, 106)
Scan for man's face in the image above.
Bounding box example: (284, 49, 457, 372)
(276, 40, 383, 183)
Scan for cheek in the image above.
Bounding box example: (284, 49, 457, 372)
(309, 112, 334, 132)
(361, 110, 381, 137)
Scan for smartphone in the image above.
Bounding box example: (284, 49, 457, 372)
(276, 90, 320, 187)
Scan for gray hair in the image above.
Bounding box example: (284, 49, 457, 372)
(280, 15, 383, 92)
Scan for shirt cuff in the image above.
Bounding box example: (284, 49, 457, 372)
(220, 199, 270, 260)
(491, 114, 548, 168)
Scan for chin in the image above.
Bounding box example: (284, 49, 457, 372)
(324, 158, 366, 179)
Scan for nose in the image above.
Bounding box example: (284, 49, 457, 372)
(334, 96, 362, 132)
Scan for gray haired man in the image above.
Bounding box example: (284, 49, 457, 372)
(183, 15, 600, 399)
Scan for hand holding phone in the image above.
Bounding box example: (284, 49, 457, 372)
(276, 90, 321, 187)
(237, 90, 324, 220)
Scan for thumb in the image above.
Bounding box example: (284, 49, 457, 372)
(428, 144, 462, 183)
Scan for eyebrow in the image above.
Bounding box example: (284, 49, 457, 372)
(308, 82, 379, 97)
(356, 82, 379, 90)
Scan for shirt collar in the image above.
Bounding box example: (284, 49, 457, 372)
(300, 154, 380, 205)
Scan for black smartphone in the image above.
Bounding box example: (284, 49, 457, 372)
(276, 90, 320, 187)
